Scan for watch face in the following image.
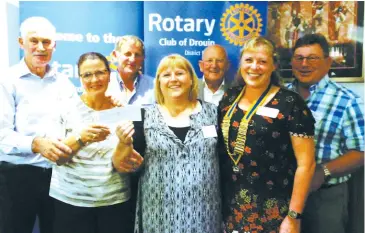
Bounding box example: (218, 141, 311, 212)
(288, 210, 298, 219)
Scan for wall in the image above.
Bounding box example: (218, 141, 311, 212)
(0, 0, 19, 70)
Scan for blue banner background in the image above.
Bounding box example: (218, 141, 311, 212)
(19, 1, 268, 90)
(20, 1, 144, 91)
(144, 1, 268, 81)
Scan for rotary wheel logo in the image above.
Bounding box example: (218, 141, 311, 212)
(220, 3, 263, 46)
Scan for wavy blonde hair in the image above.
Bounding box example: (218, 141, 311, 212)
(155, 54, 199, 104)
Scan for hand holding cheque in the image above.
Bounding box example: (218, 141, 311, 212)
(113, 121, 143, 173)
(105, 106, 143, 173)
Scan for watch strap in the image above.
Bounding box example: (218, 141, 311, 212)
(288, 209, 302, 219)
(322, 164, 332, 182)
(75, 135, 85, 147)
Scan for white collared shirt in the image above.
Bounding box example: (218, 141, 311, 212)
(203, 78, 225, 106)
(0, 59, 78, 168)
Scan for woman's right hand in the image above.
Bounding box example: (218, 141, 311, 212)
(115, 121, 135, 145)
(113, 121, 143, 172)
(80, 124, 111, 144)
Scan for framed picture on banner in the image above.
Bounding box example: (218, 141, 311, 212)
(266, 1, 364, 82)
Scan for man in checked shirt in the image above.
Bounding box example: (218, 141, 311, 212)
(287, 33, 364, 233)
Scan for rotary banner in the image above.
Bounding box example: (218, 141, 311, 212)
(144, 1, 268, 80)
(20, 1, 268, 91)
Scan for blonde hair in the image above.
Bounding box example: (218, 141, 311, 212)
(113, 35, 145, 55)
(155, 54, 199, 104)
(20, 17, 56, 41)
(235, 36, 282, 86)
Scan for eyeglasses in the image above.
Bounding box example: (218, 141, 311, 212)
(292, 55, 325, 64)
(80, 70, 109, 80)
(203, 58, 225, 65)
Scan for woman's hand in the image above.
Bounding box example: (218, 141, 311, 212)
(279, 216, 301, 233)
(116, 149, 144, 173)
(113, 121, 144, 172)
(116, 121, 135, 145)
(80, 124, 111, 144)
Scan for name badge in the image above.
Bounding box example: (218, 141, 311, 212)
(202, 125, 217, 138)
(256, 106, 279, 118)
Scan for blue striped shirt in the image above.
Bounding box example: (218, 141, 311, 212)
(287, 76, 364, 184)
(106, 72, 155, 106)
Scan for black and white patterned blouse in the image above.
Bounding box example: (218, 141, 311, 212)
(133, 101, 222, 233)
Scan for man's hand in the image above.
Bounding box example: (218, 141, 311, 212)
(309, 165, 326, 192)
(32, 137, 73, 163)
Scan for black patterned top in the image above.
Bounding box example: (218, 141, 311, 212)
(218, 86, 315, 233)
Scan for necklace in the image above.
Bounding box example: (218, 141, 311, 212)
(222, 84, 273, 173)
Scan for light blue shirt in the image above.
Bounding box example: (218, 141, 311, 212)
(106, 71, 155, 106)
(0, 59, 78, 168)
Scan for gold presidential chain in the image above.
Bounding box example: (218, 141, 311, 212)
(222, 84, 273, 172)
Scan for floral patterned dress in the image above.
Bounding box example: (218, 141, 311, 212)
(218, 86, 315, 233)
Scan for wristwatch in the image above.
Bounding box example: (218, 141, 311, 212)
(288, 210, 302, 219)
(75, 135, 85, 147)
(321, 164, 332, 182)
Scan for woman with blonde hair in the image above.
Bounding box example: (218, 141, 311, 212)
(219, 37, 316, 233)
(116, 54, 222, 232)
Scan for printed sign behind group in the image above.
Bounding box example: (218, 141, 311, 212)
(19, 1, 268, 91)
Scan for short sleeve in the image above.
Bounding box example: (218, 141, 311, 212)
(342, 97, 364, 152)
(286, 93, 315, 138)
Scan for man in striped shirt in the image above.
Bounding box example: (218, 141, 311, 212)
(287, 33, 364, 233)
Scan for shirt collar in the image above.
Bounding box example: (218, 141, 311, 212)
(117, 71, 141, 89)
(291, 74, 329, 95)
(202, 76, 225, 90)
(18, 58, 57, 80)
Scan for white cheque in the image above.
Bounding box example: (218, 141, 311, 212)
(97, 105, 142, 128)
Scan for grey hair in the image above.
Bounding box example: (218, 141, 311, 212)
(113, 35, 145, 56)
(19, 16, 56, 40)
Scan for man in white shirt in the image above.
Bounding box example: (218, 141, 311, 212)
(0, 17, 76, 233)
(198, 44, 230, 106)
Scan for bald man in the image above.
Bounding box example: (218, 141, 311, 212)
(198, 44, 230, 105)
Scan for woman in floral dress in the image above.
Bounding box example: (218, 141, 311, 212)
(219, 37, 316, 233)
